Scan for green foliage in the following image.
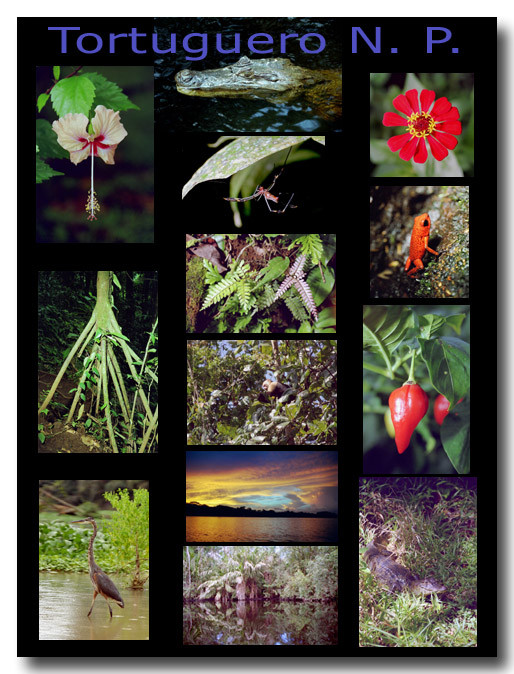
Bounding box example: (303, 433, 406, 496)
(103, 488, 149, 586)
(184, 546, 337, 602)
(288, 234, 324, 264)
(363, 306, 470, 473)
(200, 261, 251, 311)
(359, 478, 476, 647)
(187, 339, 337, 446)
(39, 517, 120, 573)
(36, 66, 139, 184)
(190, 233, 336, 333)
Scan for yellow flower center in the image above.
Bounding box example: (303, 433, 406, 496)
(407, 112, 436, 138)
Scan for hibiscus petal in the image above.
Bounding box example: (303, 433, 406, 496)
(95, 145, 118, 165)
(427, 135, 449, 161)
(52, 113, 90, 159)
(68, 147, 92, 165)
(392, 94, 413, 116)
(431, 130, 459, 150)
(399, 135, 418, 161)
(413, 138, 428, 163)
(420, 89, 435, 112)
(91, 105, 128, 147)
(405, 89, 420, 114)
(383, 112, 408, 127)
(387, 132, 412, 152)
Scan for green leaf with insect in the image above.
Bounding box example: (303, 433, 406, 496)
(182, 135, 323, 198)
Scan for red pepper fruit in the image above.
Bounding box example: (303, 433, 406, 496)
(388, 382, 429, 454)
(434, 394, 463, 425)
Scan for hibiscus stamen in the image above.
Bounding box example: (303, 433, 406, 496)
(85, 144, 100, 220)
(52, 105, 127, 221)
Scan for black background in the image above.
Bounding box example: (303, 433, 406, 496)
(19, 16, 497, 658)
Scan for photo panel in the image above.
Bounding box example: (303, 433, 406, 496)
(18, 13, 497, 660)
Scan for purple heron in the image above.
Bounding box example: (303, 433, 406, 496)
(70, 517, 124, 618)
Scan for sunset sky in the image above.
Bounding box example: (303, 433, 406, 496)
(186, 451, 338, 514)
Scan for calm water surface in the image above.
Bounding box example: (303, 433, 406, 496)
(186, 516, 338, 542)
(184, 600, 338, 646)
(39, 572, 149, 640)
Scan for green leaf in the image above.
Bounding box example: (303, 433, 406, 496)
(51, 75, 96, 117)
(112, 273, 121, 290)
(36, 156, 64, 183)
(440, 401, 470, 473)
(418, 313, 466, 339)
(37, 93, 50, 113)
(307, 265, 335, 305)
(369, 139, 394, 164)
(254, 256, 290, 290)
(36, 119, 68, 160)
(81, 72, 140, 112)
(53, 66, 61, 81)
(363, 306, 414, 355)
(315, 308, 336, 329)
(418, 336, 470, 404)
(182, 136, 313, 198)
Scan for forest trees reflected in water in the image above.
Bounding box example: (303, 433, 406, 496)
(183, 546, 338, 646)
(184, 600, 338, 646)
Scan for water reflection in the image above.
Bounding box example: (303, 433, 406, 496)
(186, 516, 338, 543)
(183, 600, 338, 646)
(39, 572, 149, 640)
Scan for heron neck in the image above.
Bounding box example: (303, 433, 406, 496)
(88, 521, 97, 567)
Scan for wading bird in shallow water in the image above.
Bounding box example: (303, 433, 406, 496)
(70, 517, 124, 618)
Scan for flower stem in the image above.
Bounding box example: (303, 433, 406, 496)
(406, 348, 416, 383)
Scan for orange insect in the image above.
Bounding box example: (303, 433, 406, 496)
(405, 213, 439, 277)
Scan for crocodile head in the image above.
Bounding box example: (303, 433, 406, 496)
(410, 578, 446, 595)
(175, 56, 308, 99)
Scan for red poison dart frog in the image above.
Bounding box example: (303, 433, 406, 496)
(405, 213, 439, 277)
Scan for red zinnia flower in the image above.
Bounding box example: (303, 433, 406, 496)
(382, 89, 462, 163)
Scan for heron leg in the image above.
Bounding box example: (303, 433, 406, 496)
(87, 590, 98, 617)
(107, 601, 113, 619)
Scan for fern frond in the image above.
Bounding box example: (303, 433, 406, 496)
(284, 293, 309, 322)
(294, 278, 318, 321)
(237, 279, 253, 313)
(201, 260, 251, 311)
(291, 235, 323, 264)
(201, 275, 239, 310)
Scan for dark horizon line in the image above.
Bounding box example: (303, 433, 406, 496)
(186, 502, 338, 518)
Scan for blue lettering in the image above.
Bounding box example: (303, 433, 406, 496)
(216, 33, 241, 54)
(77, 33, 103, 54)
(47, 27, 80, 53)
(299, 33, 325, 54)
(352, 26, 381, 53)
(248, 33, 274, 54)
(183, 33, 208, 61)
(427, 27, 452, 53)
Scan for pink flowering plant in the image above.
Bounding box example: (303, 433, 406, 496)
(370, 73, 473, 178)
(36, 66, 139, 220)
